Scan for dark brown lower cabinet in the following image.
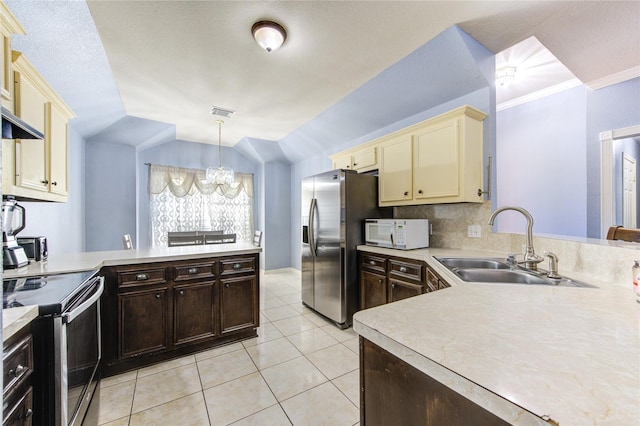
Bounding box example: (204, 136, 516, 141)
(360, 269, 387, 309)
(174, 280, 217, 346)
(3, 328, 34, 426)
(118, 287, 169, 358)
(360, 338, 510, 426)
(101, 253, 259, 376)
(388, 278, 422, 302)
(221, 275, 258, 334)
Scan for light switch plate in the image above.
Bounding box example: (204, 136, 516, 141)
(467, 225, 481, 238)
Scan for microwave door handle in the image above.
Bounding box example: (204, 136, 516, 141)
(309, 198, 317, 257)
(62, 277, 104, 324)
(390, 228, 395, 248)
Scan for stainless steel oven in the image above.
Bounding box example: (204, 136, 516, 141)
(3, 271, 103, 426)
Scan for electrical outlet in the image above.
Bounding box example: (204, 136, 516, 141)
(467, 225, 481, 238)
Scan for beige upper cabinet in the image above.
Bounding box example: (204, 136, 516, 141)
(330, 145, 378, 173)
(0, 1, 25, 110)
(2, 51, 74, 202)
(378, 105, 487, 207)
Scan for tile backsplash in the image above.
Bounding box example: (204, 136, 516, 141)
(395, 201, 640, 288)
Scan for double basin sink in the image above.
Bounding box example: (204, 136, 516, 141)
(435, 257, 596, 288)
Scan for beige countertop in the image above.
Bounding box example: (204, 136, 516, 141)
(2, 243, 261, 343)
(354, 245, 639, 425)
(2, 305, 39, 343)
(3, 242, 262, 279)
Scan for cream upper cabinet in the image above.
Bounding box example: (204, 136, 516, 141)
(330, 145, 377, 172)
(0, 1, 25, 110)
(379, 134, 412, 202)
(2, 51, 75, 202)
(378, 105, 487, 207)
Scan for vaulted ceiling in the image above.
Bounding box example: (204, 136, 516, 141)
(6, 1, 639, 150)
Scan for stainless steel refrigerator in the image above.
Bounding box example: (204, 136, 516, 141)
(301, 169, 390, 328)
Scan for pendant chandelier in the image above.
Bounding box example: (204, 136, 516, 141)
(206, 119, 234, 185)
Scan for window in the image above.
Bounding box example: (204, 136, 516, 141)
(148, 164, 254, 247)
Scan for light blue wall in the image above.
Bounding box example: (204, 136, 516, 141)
(85, 141, 136, 251)
(495, 77, 640, 239)
(586, 77, 640, 237)
(137, 140, 261, 250)
(263, 162, 292, 270)
(20, 127, 86, 253)
(496, 86, 588, 237)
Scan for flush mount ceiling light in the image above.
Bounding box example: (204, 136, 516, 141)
(206, 118, 235, 186)
(496, 66, 517, 86)
(251, 20, 287, 52)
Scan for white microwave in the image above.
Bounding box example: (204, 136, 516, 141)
(365, 219, 430, 250)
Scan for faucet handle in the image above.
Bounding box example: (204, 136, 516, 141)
(543, 251, 561, 279)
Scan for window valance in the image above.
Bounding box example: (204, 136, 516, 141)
(148, 164, 253, 199)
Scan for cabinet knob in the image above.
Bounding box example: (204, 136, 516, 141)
(179, 290, 184, 295)
(378, 279, 383, 283)
(403, 191, 409, 196)
(418, 189, 423, 194)
(353, 162, 358, 166)
(399, 266, 408, 273)
(391, 283, 396, 289)
(52, 181, 58, 186)
(41, 179, 49, 185)
(187, 267, 199, 275)
(22, 409, 33, 419)
(369, 260, 376, 265)
(135, 273, 149, 281)
(233, 263, 242, 270)
(225, 283, 230, 288)
(9, 364, 25, 377)
(155, 293, 161, 299)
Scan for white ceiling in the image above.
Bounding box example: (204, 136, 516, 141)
(7, 1, 640, 148)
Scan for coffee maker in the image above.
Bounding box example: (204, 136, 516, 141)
(3, 197, 28, 269)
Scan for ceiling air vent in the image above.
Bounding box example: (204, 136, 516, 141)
(210, 106, 236, 118)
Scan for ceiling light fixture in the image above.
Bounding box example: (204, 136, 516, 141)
(206, 119, 235, 186)
(251, 20, 287, 52)
(496, 66, 517, 86)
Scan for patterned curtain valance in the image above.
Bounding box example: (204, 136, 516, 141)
(148, 164, 253, 199)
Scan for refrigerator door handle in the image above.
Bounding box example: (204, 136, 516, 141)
(309, 198, 317, 257)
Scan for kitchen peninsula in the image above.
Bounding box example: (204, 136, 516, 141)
(3, 242, 262, 375)
(354, 246, 639, 425)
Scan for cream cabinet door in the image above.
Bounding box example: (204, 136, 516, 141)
(352, 147, 376, 171)
(48, 102, 68, 196)
(333, 153, 353, 170)
(15, 71, 48, 192)
(379, 135, 413, 203)
(413, 120, 459, 200)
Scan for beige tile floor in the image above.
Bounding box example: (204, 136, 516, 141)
(86, 269, 361, 426)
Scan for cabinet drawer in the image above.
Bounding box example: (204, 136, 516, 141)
(3, 335, 33, 398)
(360, 254, 387, 274)
(3, 385, 33, 425)
(173, 261, 216, 282)
(220, 257, 256, 276)
(119, 268, 167, 288)
(389, 259, 423, 282)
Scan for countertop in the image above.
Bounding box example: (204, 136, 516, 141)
(2, 243, 261, 343)
(354, 245, 639, 425)
(3, 242, 262, 279)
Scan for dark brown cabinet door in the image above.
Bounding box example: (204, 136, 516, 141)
(220, 275, 258, 334)
(361, 338, 510, 426)
(118, 287, 169, 358)
(388, 278, 423, 303)
(360, 270, 387, 309)
(174, 281, 217, 346)
(3, 386, 33, 426)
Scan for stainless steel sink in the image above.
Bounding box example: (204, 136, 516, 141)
(455, 269, 551, 285)
(436, 257, 511, 270)
(435, 257, 597, 288)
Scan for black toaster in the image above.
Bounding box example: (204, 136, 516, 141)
(17, 236, 48, 261)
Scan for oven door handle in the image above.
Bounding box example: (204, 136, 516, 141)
(62, 277, 104, 324)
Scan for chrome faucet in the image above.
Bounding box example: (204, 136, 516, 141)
(487, 206, 544, 270)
